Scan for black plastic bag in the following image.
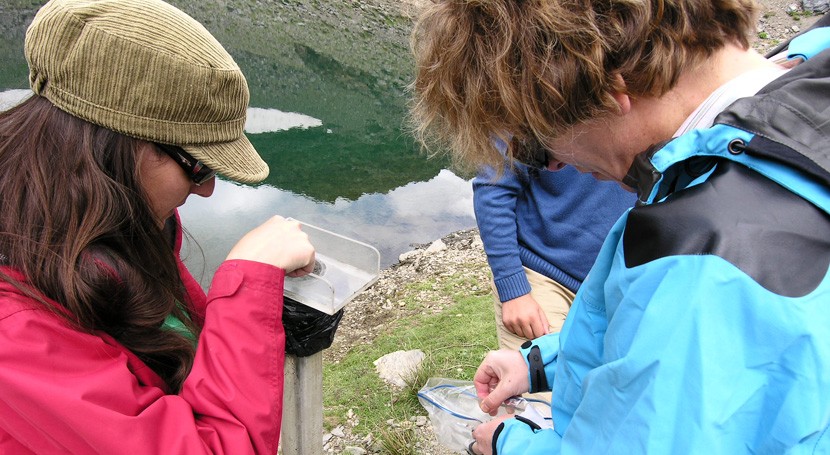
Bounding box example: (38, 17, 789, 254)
(282, 297, 344, 357)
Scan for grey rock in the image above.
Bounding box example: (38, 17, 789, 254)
(802, 0, 830, 13)
(331, 426, 346, 438)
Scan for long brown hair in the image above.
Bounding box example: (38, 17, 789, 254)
(0, 95, 199, 391)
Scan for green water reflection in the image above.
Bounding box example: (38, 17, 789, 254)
(0, 1, 476, 269)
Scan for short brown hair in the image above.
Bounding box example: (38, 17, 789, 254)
(409, 0, 760, 172)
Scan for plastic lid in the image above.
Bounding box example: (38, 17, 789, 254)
(284, 221, 380, 315)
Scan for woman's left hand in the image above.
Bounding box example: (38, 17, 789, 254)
(469, 414, 513, 455)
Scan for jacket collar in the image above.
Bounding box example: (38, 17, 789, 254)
(623, 142, 665, 206)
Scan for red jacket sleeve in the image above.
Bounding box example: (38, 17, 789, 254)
(0, 259, 286, 454)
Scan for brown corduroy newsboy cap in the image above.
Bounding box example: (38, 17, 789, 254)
(24, 0, 269, 184)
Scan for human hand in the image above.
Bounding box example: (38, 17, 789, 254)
(473, 349, 530, 415)
(226, 216, 315, 276)
(468, 414, 513, 455)
(502, 294, 550, 339)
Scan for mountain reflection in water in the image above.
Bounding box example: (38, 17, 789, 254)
(0, 1, 477, 282)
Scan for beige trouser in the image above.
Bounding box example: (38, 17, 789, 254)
(491, 267, 575, 410)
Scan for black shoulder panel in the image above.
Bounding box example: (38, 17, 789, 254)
(623, 161, 830, 297)
(716, 49, 830, 185)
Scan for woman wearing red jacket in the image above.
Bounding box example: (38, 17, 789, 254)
(0, 0, 314, 453)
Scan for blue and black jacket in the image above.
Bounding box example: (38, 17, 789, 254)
(493, 22, 830, 454)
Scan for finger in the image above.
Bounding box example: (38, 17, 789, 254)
(537, 309, 551, 336)
(473, 363, 496, 399)
(529, 317, 546, 339)
(516, 326, 528, 340)
(479, 391, 503, 415)
(506, 319, 527, 339)
(505, 321, 520, 338)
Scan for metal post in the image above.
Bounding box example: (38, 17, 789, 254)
(281, 352, 324, 455)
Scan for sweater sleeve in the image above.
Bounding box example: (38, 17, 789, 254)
(473, 165, 532, 302)
(0, 259, 286, 454)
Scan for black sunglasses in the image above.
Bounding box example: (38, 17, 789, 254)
(510, 136, 550, 170)
(154, 143, 216, 185)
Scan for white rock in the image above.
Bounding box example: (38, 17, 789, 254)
(425, 239, 447, 253)
(373, 349, 426, 387)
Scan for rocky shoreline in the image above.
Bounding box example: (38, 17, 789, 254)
(325, 229, 488, 366)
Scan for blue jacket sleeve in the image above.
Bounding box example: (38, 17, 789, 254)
(473, 165, 532, 302)
(495, 418, 563, 454)
(550, 254, 830, 453)
(518, 333, 559, 394)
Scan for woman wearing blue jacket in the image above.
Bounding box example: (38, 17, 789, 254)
(411, 0, 830, 453)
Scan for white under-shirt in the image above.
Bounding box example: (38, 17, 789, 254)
(674, 65, 791, 136)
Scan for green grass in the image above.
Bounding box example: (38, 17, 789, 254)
(376, 425, 417, 455)
(322, 273, 497, 439)
(787, 9, 814, 20)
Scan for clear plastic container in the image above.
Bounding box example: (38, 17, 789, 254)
(284, 221, 380, 315)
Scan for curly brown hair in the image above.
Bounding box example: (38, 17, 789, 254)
(0, 96, 200, 392)
(409, 0, 760, 173)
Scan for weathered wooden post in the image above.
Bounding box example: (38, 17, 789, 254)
(282, 352, 324, 454)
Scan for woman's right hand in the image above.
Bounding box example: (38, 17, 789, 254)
(473, 349, 530, 415)
(225, 216, 315, 276)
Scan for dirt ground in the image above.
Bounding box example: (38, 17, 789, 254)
(754, 0, 824, 53)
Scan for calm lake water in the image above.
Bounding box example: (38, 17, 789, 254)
(0, 2, 477, 285)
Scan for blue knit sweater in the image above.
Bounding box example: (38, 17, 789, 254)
(473, 162, 635, 301)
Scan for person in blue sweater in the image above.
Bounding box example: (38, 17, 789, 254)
(474, 149, 634, 348)
(410, 0, 830, 454)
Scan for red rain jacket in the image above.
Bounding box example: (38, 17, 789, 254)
(0, 215, 286, 454)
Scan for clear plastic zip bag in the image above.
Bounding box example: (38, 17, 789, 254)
(417, 378, 551, 453)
